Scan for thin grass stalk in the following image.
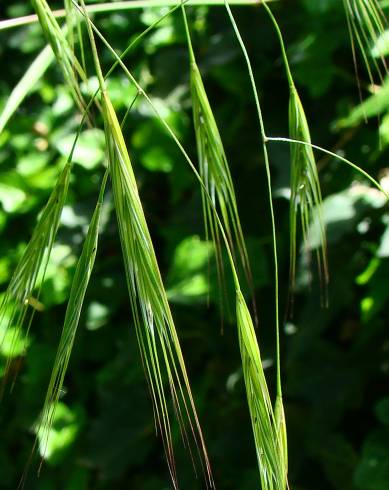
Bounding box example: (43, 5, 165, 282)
(224, 2, 288, 487)
(0, 1, 277, 32)
(263, 3, 328, 303)
(266, 136, 389, 200)
(65, 0, 87, 75)
(79, 1, 214, 486)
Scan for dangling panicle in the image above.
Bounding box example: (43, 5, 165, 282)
(343, 0, 388, 88)
(0, 164, 71, 384)
(80, 2, 213, 487)
(181, 3, 254, 310)
(263, 3, 328, 299)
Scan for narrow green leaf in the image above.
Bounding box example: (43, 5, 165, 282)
(0, 44, 54, 134)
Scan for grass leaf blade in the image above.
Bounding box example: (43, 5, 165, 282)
(0, 44, 54, 134)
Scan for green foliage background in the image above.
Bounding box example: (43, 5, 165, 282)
(1, 0, 389, 488)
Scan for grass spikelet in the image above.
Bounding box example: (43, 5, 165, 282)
(34, 171, 107, 472)
(263, 3, 328, 298)
(80, 3, 213, 487)
(181, 4, 253, 304)
(236, 290, 286, 490)
(32, 0, 88, 114)
(0, 163, 71, 382)
(288, 88, 328, 293)
(343, 0, 388, 88)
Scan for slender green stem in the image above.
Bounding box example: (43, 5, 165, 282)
(224, 1, 282, 398)
(266, 136, 389, 200)
(262, 2, 293, 87)
(181, 2, 196, 63)
(0, 0, 276, 32)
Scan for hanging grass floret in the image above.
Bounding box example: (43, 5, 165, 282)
(263, 3, 328, 299)
(181, 2, 254, 310)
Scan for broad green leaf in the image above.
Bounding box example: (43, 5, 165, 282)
(35, 402, 82, 464)
(372, 29, 389, 57)
(167, 236, 213, 303)
(0, 181, 27, 213)
(354, 430, 389, 490)
(0, 323, 30, 358)
(86, 301, 109, 330)
(375, 397, 389, 426)
(56, 129, 105, 169)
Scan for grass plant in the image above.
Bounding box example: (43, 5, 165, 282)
(1, 1, 388, 489)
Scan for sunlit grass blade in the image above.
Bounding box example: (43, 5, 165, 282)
(80, 3, 213, 487)
(34, 171, 108, 471)
(343, 0, 388, 88)
(0, 44, 54, 134)
(32, 0, 89, 115)
(181, 3, 254, 313)
(0, 163, 71, 381)
(263, 3, 328, 299)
